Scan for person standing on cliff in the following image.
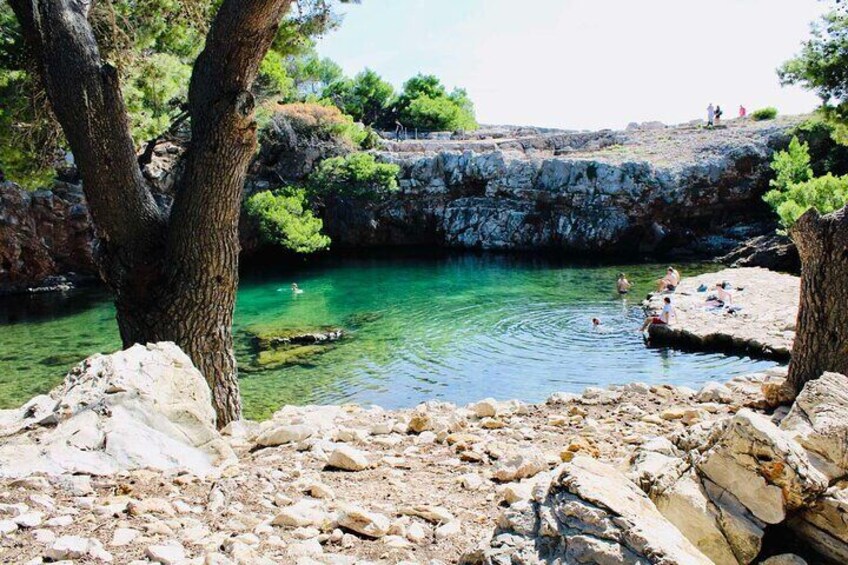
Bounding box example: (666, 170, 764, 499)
(739, 105, 747, 118)
(707, 103, 715, 127)
(715, 105, 724, 126)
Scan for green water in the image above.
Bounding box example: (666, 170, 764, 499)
(0, 253, 777, 420)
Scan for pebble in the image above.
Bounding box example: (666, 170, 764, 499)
(146, 541, 186, 564)
(327, 445, 369, 471)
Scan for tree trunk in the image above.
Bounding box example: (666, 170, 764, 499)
(787, 205, 848, 393)
(10, 0, 293, 428)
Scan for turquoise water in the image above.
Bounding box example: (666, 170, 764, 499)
(0, 253, 777, 419)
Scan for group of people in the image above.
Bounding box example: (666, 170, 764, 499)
(603, 267, 679, 333)
(706, 103, 747, 127)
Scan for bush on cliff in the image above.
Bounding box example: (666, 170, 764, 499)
(395, 74, 478, 132)
(308, 153, 399, 199)
(244, 189, 330, 254)
(765, 135, 848, 227)
(259, 102, 369, 150)
(752, 107, 779, 121)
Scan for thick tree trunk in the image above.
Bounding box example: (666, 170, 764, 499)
(787, 205, 848, 393)
(11, 0, 292, 428)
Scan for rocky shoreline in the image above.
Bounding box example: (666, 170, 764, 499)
(3, 336, 847, 564)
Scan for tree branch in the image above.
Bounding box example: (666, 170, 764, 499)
(8, 0, 163, 249)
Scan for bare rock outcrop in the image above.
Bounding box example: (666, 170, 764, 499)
(0, 342, 232, 478)
(463, 456, 712, 564)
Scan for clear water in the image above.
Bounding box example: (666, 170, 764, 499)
(0, 253, 778, 420)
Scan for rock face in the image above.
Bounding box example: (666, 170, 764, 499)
(722, 232, 800, 274)
(0, 181, 95, 293)
(322, 118, 800, 255)
(0, 342, 231, 478)
(464, 456, 712, 564)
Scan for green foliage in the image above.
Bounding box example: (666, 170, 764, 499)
(764, 135, 848, 227)
(260, 102, 369, 149)
(244, 188, 330, 253)
(779, 11, 848, 140)
(322, 68, 395, 126)
(766, 173, 848, 227)
(751, 107, 779, 121)
(308, 153, 399, 198)
(793, 117, 848, 176)
(769, 137, 813, 193)
(0, 0, 347, 186)
(395, 74, 478, 132)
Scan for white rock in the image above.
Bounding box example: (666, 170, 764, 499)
(781, 372, 848, 480)
(697, 409, 827, 524)
(46, 535, 91, 560)
(110, 527, 140, 547)
(0, 519, 16, 535)
(146, 541, 186, 564)
(761, 554, 808, 565)
(327, 445, 369, 471)
(696, 382, 735, 404)
(493, 449, 546, 482)
(14, 511, 43, 528)
(272, 500, 327, 528)
(400, 505, 454, 524)
(255, 424, 314, 447)
(337, 505, 390, 538)
(32, 528, 56, 545)
(435, 520, 461, 539)
(655, 471, 739, 564)
(406, 522, 428, 543)
(460, 473, 483, 490)
(471, 398, 498, 418)
(0, 343, 228, 479)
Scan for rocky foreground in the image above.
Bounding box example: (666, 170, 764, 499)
(1, 340, 846, 564)
(645, 267, 799, 361)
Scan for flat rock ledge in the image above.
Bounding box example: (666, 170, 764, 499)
(2, 343, 846, 564)
(645, 266, 798, 361)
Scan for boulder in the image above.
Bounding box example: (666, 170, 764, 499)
(336, 505, 390, 538)
(327, 445, 369, 471)
(492, 449, 546, 482)
(462, 456, 712, 564)
(780, 372, 848, 480)
(0, 343, 230, 478)
(789, 482, 848, 564)
(696, 409, 828, 524)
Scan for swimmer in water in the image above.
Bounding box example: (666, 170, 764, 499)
(616, 273, 632, 295)
(592, 317, 601, 327)
(291, 283, 303, 294)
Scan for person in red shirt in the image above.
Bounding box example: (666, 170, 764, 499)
(739, 105, 747, 118)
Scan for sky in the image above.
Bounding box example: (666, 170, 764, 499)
(316, 0, 830, 130)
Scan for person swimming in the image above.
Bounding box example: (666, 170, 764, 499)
(616, 273, 632, 295)
(592, 317, 601, 327)
(291, 283, 304, 294)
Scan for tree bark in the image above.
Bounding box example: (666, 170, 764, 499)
(787, 205, 848, 393)
(10, 0, 292, 428)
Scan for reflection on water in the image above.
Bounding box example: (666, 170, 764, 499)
(0, 253, 779, 419)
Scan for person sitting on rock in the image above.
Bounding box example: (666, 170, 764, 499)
(713, 281, 732, 306)
(656, 266, 680, 292)
(617, 273, 632, 295)
(641, 296, 676, 331)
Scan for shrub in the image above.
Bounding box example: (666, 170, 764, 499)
(403, 94, 478, 132)
(766, 173, 848, 227)
(259, 102, 367, 150)
(308, 153, 399, 199)
(244, 188, 330, 253)
(751, 107, 779, 121)
(769, 136, 813, 193)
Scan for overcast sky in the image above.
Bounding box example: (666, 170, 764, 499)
(316, 0, 830, 130)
